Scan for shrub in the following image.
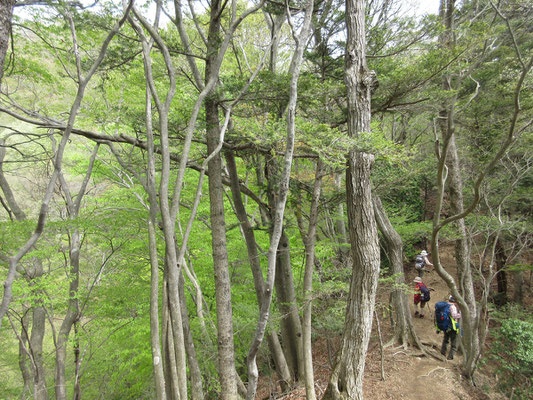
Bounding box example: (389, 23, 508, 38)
(489, 311, 533, 399)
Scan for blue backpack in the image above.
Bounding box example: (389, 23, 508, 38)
(435, 301, 457, 333)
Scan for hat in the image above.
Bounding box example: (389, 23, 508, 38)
(421, 250, 428, 256)
(449, 296, 456, 303)
(413, 277, 422, 283)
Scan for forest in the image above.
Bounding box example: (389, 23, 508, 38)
(0, 0, 531, 399)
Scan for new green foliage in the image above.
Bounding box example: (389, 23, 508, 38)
(489, 306, 533, 400)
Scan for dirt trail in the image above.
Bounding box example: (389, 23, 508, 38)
(258, 245, 500, 399)
(361, 246, 474, 400)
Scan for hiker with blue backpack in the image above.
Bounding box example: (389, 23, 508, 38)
(414, 250, 433, 278)
(413, 277, 432, 318)
(435, 296, 462, 360)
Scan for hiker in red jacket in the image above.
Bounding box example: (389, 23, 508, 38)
(413, 277, 431, 318)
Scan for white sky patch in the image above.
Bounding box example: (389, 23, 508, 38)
(405, 0, 440, 17)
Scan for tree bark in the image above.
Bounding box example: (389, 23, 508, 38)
(435, 0, 481, 380)
(274, 229, 304, 380)
(144, 82, 167, 400)
(494, 238, 508, 305)
(243, 0, 314, 395)
(302, 160, 323, 400)
(324, 0, 380, 397)
(265, 159, 304, 382)
(324, 154, 380, 400)
(225, 150, 292, 392)
(29, 267, 48, 400)
(334, 173, 349, 250)
(18, 309, 32, 399)
(373, 196, 421, 348)
(178, 267, 205, 400)
(0, 0, 14, 85)
(205, 71, 238, 400)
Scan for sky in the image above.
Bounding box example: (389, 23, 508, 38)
(408, 0, 441, 16)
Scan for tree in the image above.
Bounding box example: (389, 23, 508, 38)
(431, 0, 533, 381)
(0, 0, 133, 331)
(323, 0, 381, 398)
(0, 0, 15, 84)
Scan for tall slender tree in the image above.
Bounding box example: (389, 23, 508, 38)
(324, 0, 381, 397)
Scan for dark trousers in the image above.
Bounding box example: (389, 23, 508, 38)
(441, 330, 458, 359)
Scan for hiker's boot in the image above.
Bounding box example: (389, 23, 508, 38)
(447, 350, 455, 360)
(414, 311, 419, 317)
(440, 344, 447, 356)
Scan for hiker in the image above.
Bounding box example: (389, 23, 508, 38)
(413, 277, 431, 318)
(414, 250, 433, 278)
(435, 296, 462, 360)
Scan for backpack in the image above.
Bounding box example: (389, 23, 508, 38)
(415, 254, 425, 270)
(420, 284, 430, 302)
(435, 301, 457, 333)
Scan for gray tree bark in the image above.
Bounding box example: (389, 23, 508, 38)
(225, 151, 292, 392)
(205, 1, 238, 389)
(373, 196, 421, 349)
(144, 82, 167, 399)
(324, 153, 380, 400)
(273, 229, 304, 380)
(0, 0, 14, 84)
(324, 0, 380, 397)
(18, 309, 32, 398)
(302, 160, 323, 400)
(29, 262, 48, 400)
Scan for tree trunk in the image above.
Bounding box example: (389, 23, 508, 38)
(73, 322, 81, 400)
(225, 150, 292, 392)
(30, 286, 48, 400)
(436, 0, 481, 380)
(265, 158, 301, 381)
(324, 154, 380, 400)
(334, 173, 349, 250)
(494, 238, 508, 305)
(203, 1, 238, 396)
(18, 309, 32, 399)
(162, 280, 180, 400)
(302, 160, 323, 400)
(324, 0, 380, 397)
(144, 82, 167, 399)
(206, 93, 237, 400)
(0, 0, 14, 84)
(513, 270, 524, 305)
(147, 218, 167, 400)
(373, 196, 421, 348)
(274, 230, 304, 381)
(178, 268, 205, 400)
(55, 228, 81, 400)
(2, 141, 49, 398)
(265, 157, 304, 382)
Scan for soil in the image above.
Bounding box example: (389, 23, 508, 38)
(256, 245, 507, 399)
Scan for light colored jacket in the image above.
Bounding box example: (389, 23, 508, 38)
(449, 303, 461, 320)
